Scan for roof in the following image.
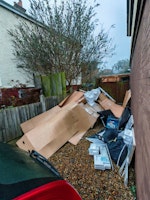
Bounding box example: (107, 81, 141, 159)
(127, 0, 134, 36)
(0, 0, 40, 25)
(127, 0, 146, 36)
(99, 73, 130, 83)
(0, 0, 70, 38)
(100, 73, 130, 78)
(127, 0, 146, 57)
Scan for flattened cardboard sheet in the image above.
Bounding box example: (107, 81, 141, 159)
(99, 98, 124, 118)
(98, 93, 107, 101)
(59, 91, 85, 107)
(21, 91, 87, 134)
(69, 103, 101, 145)
(21, 106, 61, 134)
(17, 105, 79, 158)
(97, 90, 131, 118)
(17, 103, 96, 158)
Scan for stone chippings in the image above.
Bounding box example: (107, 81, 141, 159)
(50, 125, 136, 200)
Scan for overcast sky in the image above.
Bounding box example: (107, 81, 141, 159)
(98, 0, 131, 68)
(5, 0, 131, 69)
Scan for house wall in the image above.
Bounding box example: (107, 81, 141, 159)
(130, 0, 150, 199)
(0, 6, 34, 87)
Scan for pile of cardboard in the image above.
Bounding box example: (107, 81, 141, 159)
(16, 91, 102, 158)
(16, 88, 131, 159)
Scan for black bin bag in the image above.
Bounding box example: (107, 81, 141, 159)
(107, 136, 128, 166)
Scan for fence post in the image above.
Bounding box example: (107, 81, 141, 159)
(40, 95, 46, 112)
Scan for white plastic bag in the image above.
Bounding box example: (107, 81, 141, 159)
(84, 88, 100, 106)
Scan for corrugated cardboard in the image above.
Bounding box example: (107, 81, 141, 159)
(99, 98, 124, 118)
(17, 90, 104, 158)
(21, 90, 85, 134)
(98, 93, 107, 101)
(68, 103, 102, 145)
(59, 91, 85, 107)
(97, 90, 131, 118)
(21, 105, 61, 134)
(17, 103, 97, 158)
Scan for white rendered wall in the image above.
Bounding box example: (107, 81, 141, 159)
(0, 7, 34, 87)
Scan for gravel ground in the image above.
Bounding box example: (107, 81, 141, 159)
(50, 123, 136, 200)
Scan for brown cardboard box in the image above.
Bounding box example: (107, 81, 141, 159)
(21, 91, 85, 134)
(17, 90, 103, 158)
(97, 89, 131, 118)
(99, 98, 124, 118)
(59, 91, 85, 107)
(68, 102, 101, 145)
(17, 102, 98, 158)
(21, 105, 61, 134)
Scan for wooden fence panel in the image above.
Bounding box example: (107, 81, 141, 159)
(0, 103, 42, 142)
(98, 82, 130, 104)
(37, 72, 66, 97)
(45, 95, 64, 110)
(0, 95, 64, 142)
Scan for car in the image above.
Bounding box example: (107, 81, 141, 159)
(0, 142, 82, 200)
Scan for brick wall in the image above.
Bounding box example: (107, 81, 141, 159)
(130, 1, 150, 199)
(0, 88, 41, 108)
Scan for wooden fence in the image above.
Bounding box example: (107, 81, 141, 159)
(0, 95, 64, 143)
(97, 82, 130, 104)
(34, 72, 66, 97)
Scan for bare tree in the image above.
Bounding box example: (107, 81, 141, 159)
(9, 0, 115, 86)
(112, 59, 130, 74)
